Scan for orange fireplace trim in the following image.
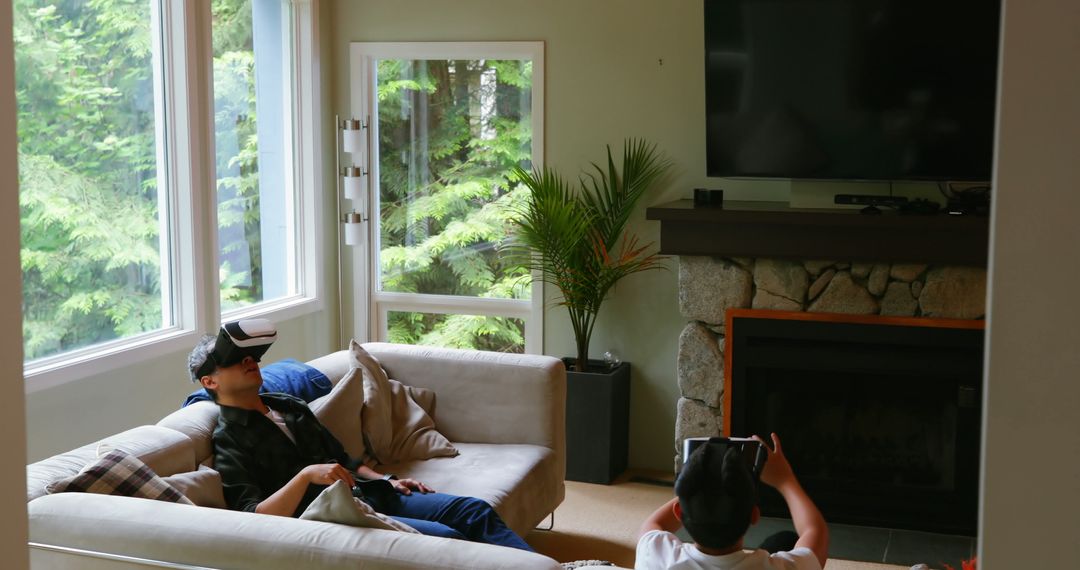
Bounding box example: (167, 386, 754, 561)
(721, 308, 986, 436)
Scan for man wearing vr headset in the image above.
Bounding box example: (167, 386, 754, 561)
(635, 434, 828, 570)
(187, 319, 533, 551)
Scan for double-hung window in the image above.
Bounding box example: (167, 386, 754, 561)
(349, 42, 544, 354)
(15, 0, 321, 388)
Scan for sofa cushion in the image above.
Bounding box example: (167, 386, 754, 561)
(46, 449, 193, 505)
(306, 349, 353, 385)
(95, 425, 196, 477)
(29, 493, 563, 570)
(352, 341, 458, 464)
(309, 366, 367, 461)
(162, 464, 226, 508)
(156, 400, 219, 465)
(376, 442, 559, 537)
(27, 425, 197, 502)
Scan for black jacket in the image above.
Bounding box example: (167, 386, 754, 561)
(213, 393, 360, 516)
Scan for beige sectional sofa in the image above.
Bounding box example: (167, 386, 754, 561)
(26, 343, 568, 569)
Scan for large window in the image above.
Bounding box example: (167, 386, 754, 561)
(15, 0, 169, 361)
(16, 0, 322, 385)
(212, 0, 297, 312)
(350, 43, 543, 353)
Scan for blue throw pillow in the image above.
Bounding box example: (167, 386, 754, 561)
(182, 358, 332, 407)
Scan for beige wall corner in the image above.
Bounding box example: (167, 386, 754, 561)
(981, 0, 1080, 567)
(1, 1, 30, 567)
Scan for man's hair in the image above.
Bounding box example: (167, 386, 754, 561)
(675, 442, 757, 550)
(187, 335, 219, 398)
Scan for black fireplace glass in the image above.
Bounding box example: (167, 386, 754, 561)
(727, 316, 983, 535)
(748, 368, 959, 492)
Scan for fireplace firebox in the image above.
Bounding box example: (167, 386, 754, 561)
(724, 310, 984, 535)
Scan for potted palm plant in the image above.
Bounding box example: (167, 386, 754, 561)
(506, 139, 671, 482)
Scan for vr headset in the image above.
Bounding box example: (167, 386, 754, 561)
(682, 436, 768, 480)
(194, 319, 277, 378)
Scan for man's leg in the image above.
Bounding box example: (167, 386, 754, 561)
(380, 492, 534, 551)
(389, 515, 465, 540)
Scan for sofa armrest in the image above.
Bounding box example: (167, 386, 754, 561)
(30, 494, 562, 570)
(362, 343, 566, 451)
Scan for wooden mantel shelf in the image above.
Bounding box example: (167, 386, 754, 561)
(645, 200, 990, 266)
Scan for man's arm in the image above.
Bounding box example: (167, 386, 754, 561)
(213, 429, 270, 513)
(353, 464, 434, 496)
(254, 463, 356, 517)
(307, 405, 434, 497)
(638, 497, 681, 539)
(754, 433, 829, 568)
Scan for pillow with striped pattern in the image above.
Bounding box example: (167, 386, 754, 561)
(46, 449, 193, 505)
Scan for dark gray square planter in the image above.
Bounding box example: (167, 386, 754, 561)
(563, 359, 631, 484)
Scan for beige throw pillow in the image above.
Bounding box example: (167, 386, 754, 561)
(350, 340, 458, 464)
(161, 464, 226, 508)
(309, 365, 367, 461)
(405, 385, 437, 418)
(299, 480, 420, 534)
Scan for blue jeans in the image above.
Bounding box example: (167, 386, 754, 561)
(371, 491, 534, 551)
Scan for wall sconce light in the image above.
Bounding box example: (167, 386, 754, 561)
(343, 211, 365, 246)
(335, 114, 370, 348)
(340, 118, 364, 154)
(341, 166, 364, 201)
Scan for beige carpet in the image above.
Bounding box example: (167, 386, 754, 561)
(525, 478, 908, 570)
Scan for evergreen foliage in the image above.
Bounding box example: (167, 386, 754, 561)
(16, 3, 537, 358)
(15, 0, 263, 359)
(376, 58, 534, 353)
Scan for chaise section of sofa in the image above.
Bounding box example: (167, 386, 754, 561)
(27, 343, 567, 570)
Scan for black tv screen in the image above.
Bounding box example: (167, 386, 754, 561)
(705, 0, 1001, 181)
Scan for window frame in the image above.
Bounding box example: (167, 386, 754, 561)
(22, 0, 324, 392)
(349, 41, 544, 354)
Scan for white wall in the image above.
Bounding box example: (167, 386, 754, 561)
(1, 2, 30, 567)
(980, 0, 1080, 566)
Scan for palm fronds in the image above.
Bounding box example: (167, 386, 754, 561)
(505, 139, 671, 372)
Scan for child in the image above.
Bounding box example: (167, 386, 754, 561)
(635, 433, 828, 569)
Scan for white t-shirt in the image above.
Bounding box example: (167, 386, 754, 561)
(635, 530, 821, 570)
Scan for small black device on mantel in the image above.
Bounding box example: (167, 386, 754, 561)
(704, 0, 1001, 183)
(693, 188, 725, 207)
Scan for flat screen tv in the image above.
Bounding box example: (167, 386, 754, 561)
(705, 0, 1001, 182)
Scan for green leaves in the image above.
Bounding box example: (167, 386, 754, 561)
(16, 0, 263, 358)
(507, 139, 671, 371)
(373, 58, 537, 351)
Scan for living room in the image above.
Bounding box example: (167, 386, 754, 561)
(2, 1, 1079, 569)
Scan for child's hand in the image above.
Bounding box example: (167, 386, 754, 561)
(753, 433, 796, 490)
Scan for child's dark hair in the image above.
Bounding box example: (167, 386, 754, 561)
(675, 442, 758, 549)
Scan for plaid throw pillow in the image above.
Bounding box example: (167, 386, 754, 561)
(46, 449, 194, 505)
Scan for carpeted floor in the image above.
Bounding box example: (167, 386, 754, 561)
(525, 478, 909, 570)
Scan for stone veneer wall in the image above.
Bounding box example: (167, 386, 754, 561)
(673, 257, 987, 469)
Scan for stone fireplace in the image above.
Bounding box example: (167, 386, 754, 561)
(675, 256, 987, 467)
(674, 257, 987, 533)
(646, 199, 990, 538)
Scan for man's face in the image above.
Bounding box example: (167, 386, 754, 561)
(200, 356, 263, 398)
